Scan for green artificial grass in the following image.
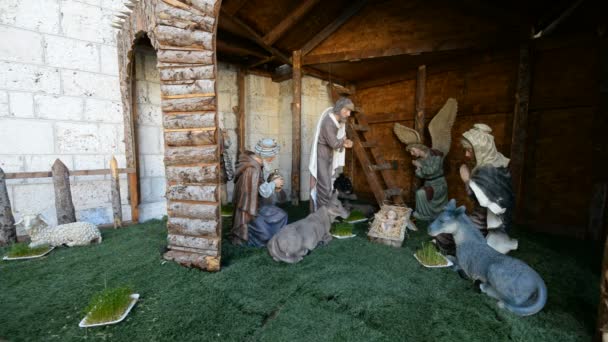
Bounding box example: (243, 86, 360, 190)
(5, 242, 51, 258)
(344, 210, 367, 223)
(221, 203, 234, 217)
(414, 241, 448, 267)
(0, 202, 601, 341)
(83, 286, 134, 325)
(331, 222, 354, 236)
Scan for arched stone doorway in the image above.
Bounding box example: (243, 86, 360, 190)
(116, 0, 222, 271)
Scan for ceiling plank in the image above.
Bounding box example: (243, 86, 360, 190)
(216, 40, 270, 59)
(301, 0, 368, 55)
(222, 0, 248, 16)
(262, 0, 322, 46)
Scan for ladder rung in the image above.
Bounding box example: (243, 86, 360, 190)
(368, 161, 398, 171)
(361, 141, 377, 148)
(384, 188, 403, 197)
(352, 124, 369, 131)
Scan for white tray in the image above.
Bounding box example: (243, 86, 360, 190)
(79, 294, 139, 328)
(3, 247, 55, 260)
(332, 234, 357, 239)
(413, 253, 453, 268)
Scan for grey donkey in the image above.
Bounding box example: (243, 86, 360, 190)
(428, 199, 547, 316)
(268, 192, 349, 263)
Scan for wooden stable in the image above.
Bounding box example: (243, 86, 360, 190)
(113, 0, 608, 335)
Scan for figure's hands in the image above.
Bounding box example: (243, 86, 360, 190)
(412, 160, 422, 168)
(459, 164, 470, 183)
(343, 139, 353, 148)
(273, 177, 285, 189)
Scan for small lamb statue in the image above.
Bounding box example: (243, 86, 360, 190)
(428, 200, 547, 316)
(15, 214, 102, 248)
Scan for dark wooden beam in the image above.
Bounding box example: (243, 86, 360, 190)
(216, 40, 269, 59)
(222, 0, 248, 16)
(262, 0, 321, 46)
(220, 8, 292, 64)
(271, 64, 349, 85)
(291, 50, 302, 206)
(533, 0, 584, 39)
(355, 70, 417, 90)
(301, 0, 368, 55)
(248, 56, 275, 69)
(237, 67, 246, 154)
(510, 44, 532, 223)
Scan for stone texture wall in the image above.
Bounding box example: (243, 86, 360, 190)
(134, 48, 165, 221)
(216, 63, 238, 203)
(0, 0, 132, 232)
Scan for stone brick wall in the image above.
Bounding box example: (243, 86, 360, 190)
(134, 47, 165, 221)
(0, 0, 131, 232)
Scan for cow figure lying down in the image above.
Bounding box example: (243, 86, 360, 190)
(15, 214, 102, 248)
(428, 200, 547, 316)
(268, 192, 349, 263)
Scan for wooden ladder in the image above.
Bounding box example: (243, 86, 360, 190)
(329, 84, 405, 206)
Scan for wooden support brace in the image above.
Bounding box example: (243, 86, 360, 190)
(291, 50, 302, 205)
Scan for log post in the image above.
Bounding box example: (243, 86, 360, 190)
(412, 65, 426, 203)
(128, 173, 139, 223)
(510, 44, 532, 223)
(0, 168, 16, 246)
(237, 67, 246, 153)
(110, 156, 122, 229)
(52, 159, 76, 224)
(291, 50, 302, 206)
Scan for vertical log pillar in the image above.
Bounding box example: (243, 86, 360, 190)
(510, 44, 531, 223)
(291, 50, 302, 206)
(0, 168, 16, 245)
(52, 159, 76, 224)
(412, 65, 426, 203)
(237, 67, 246, 153)
(110, 156, 122, 229)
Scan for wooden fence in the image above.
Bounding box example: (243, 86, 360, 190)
(0, 157, 137, 245)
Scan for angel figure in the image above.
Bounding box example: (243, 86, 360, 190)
(394, 98, 458, 221)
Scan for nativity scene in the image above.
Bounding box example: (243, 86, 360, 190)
(0, 0, 606, 340)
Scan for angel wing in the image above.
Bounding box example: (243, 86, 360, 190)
(429, 98, 458, 155)
(393, 123, 421, 146)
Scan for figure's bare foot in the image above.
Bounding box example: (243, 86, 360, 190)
(459, 164, 470, 183)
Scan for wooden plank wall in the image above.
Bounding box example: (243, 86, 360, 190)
(352, 50, 519, 210)
(521, 39, 600, 237)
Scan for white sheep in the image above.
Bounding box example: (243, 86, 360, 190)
(15, 214, 102, 248)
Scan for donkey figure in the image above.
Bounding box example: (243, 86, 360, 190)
(428, 199, 547, 316)
(268, 192, 349, 264)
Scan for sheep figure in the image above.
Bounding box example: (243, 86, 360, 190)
(15, 214, 102, 248)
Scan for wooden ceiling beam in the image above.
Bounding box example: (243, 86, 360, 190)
(262, 0, 322, 46)
(222, 0, 248, 16)
(216, 40, 270, 59)
(248, 56, 276, 69)
(220, 8, 292, 64)
(301, 0, 368, 55)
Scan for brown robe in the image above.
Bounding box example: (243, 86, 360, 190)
(231, 151, 263, 244)
(314, 114, 345, 209)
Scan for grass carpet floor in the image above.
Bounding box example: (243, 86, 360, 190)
(0, 202, 600, 341)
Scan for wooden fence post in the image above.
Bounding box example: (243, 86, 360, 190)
(110, 156, 122, 229)
(0, 168, 16, 245)
(52, 159, 76, 224)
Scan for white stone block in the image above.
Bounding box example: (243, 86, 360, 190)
(223, 111, 236, 130)
(44, 35, 100, 72)
(140, 177, 166, 204)
(84, 98, 123, 123)
(55, 122, 103, 153)
(100, 0, 127, 11)
(138, 201, 167, 222)
(218, 91, 232, 113)
(0, 27, 43, 64)
(60, 1, 109, 44)
(98, 124, 120, 153)
(0, 91, 8, 117)
(9, 92, 34, 118)
(100, 45, 118, 75)
(78, 0, 101, 6)
(0, 0, 61, 34)
(137, 126, 162, 154)
(144, 54, 160, 83)
(0, 155, 24, 173)
(148, 83, 161, 105)
(71, 180, 110, 208)
(121, 204, 132, 222)
(0, 120, 54, 154)
(143, 155, 165, 177)
(35, 94, 84, 120)
(137, 104, 162, 126)
(76, 206, 111, 225)
(0, 62, 61, 94)
(135, 81, 148, 103)
(25, 155, 73, 172)
(74, 154, 106, 181)
(61, 70, 120, 100)
(12, 183, 56, 215)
